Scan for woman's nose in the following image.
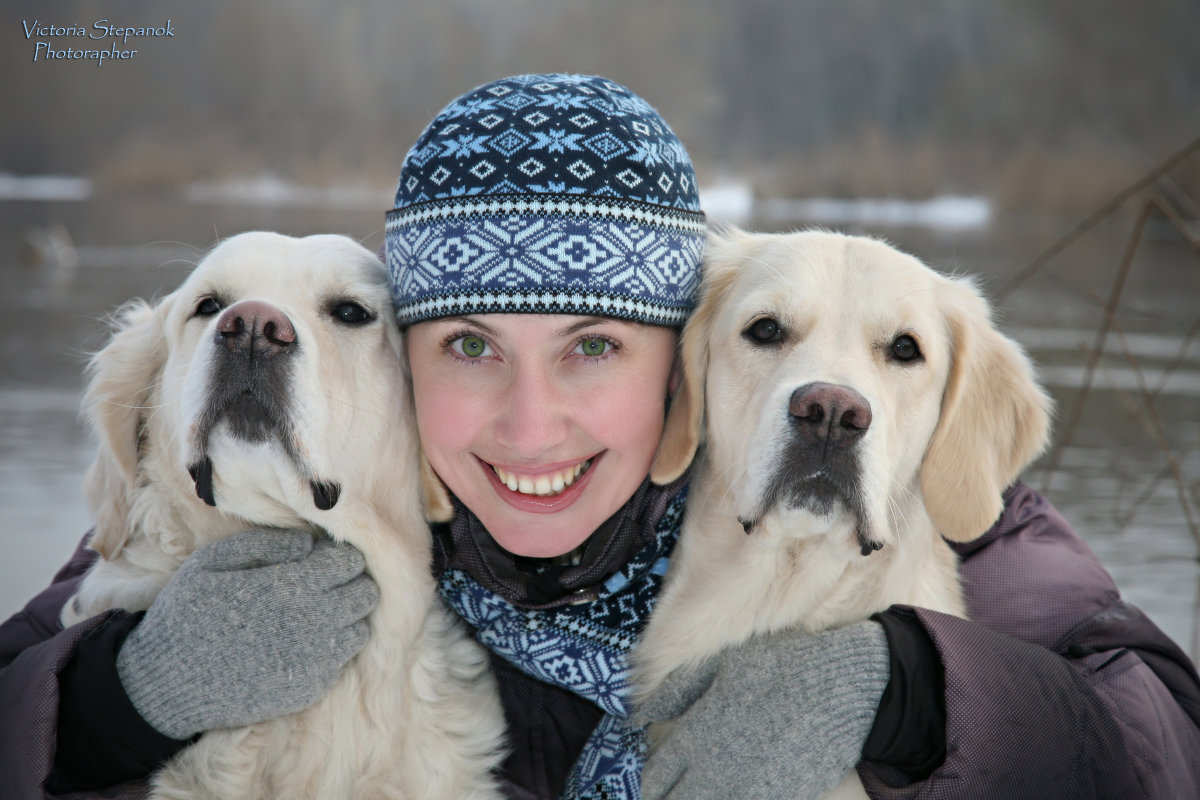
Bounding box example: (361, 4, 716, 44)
(493, 367, 570, 459)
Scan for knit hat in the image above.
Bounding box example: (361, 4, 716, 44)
(386, 74, 706, 328)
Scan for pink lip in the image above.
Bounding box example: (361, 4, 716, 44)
(477, 453, 602, 515)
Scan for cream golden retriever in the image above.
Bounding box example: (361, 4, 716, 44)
(635, 228, 1052, 799)
(62, 232, 505, 799)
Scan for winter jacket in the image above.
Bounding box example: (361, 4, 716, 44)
(857, 483, 1200, 799)
(2, 482, 1198, 799)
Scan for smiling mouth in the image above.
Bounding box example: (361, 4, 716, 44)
(490, 459, 593, 497)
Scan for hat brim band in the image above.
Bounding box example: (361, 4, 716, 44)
(386, 193, 705, 235)
(388, 211, 703, 327)
(394, 289, 692, 327)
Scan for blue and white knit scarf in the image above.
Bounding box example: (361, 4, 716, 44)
(438, 486, 687, 799)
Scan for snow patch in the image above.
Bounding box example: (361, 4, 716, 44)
(761, 195, 991, 231)
(0, 173, 92, 202)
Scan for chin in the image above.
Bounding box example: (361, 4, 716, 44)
(486, 512, 594, 558)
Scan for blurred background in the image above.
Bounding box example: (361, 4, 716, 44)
(2, 0, 1198, 657)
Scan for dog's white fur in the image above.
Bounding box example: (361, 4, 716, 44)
(635, 228, 1052, 799)
(63, 232, 505, 799)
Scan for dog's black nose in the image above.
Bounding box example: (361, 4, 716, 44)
(789, 382, 872, 444)
(216, 300, 296, 357)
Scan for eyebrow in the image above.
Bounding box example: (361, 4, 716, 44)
(445, 315, 500, 336)
(555, 316, 615, 337)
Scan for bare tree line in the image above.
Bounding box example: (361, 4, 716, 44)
(3, 0, 1199, 211)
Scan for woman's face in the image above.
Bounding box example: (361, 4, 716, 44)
(407, 314, 677, 558)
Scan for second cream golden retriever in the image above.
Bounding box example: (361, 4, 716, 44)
(635, 228, 1052, 799)
(64, 232, 505, 799)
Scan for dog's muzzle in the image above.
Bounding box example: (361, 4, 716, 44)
(745, 382, 883, 555)
(207, 300, 296, 442)
(186, 301, 341, 511)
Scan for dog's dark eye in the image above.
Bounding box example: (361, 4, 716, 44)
(332, 301, 372, 325)
(195, 297, 222, 317)
(890, 334, 922, 362)
(745, 317, 783, 345)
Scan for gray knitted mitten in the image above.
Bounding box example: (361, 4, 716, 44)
(116, 528, 379, 739)
(638, 620, 890, 800)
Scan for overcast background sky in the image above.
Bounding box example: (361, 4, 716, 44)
(4, 0, 1199, 213)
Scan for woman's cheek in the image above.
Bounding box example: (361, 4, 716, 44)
(588, 374, 668, 461)
(412, 368, 483, 465)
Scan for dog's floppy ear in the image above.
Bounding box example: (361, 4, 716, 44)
(83, 298, 170, 559)
(921, 277, 1052, 541)
(650, 228, 742, 484)
(420, 451, 454, 523)
(400, 332, 456, 524)
(649, 310, 706, 484)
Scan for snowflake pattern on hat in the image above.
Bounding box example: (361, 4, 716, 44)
(386, 74, 705, 327)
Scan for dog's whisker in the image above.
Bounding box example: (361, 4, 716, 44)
(102, 401, 166, 411)
(320, 389, 386, 418)
(95, 363, 184, 413)
(732, 253, 787, 283)
(886, 493, 909, 544)
(710, 457, 749, 514)
(893, 482, 921, 538)
(157, 409, 190, 458)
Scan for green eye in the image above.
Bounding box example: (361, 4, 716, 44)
(459, 335, 487, 358)
(579, 338, 609, 357)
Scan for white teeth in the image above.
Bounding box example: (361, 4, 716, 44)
(493, 460, 591, 497)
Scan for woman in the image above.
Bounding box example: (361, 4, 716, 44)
(2, 73, 1198, 800)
